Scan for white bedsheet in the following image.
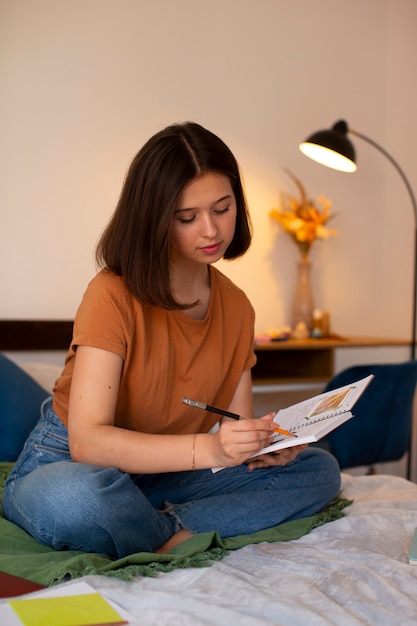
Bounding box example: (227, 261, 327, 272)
(11, 472, 412, 626)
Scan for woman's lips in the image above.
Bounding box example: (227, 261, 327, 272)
(199, 242, 222, 255)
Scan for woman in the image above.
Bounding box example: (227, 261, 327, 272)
(4, 122, 340, 556)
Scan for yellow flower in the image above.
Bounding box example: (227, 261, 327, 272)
(269, 170, 338, 258)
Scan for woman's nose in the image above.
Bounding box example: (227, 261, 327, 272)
(200, 214, 218, 238)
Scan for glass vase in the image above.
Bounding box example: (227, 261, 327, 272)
(292, 257, 314, 332)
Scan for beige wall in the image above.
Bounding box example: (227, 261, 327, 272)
(1, 0, 416, 341)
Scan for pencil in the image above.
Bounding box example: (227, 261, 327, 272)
(182, 397, 297, 437)
(182, 397, 241, 420)
(273, 426, 297, 438)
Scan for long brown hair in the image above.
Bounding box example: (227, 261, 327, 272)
(96, 122, 252, 309)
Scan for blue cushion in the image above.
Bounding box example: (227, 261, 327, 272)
(0, 354, 49, 461)
(321, 362, 417, 469)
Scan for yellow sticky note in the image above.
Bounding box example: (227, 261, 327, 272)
(9, 592, 125, 626)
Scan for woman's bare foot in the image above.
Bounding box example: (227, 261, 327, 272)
(155, 529, 194, 554)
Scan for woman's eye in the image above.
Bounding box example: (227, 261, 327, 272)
(215, 206, 230, 216)
(178, 215, 196, 224)
(177, 206, 229, 224)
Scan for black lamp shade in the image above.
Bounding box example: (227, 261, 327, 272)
(300, 120, 357, 172)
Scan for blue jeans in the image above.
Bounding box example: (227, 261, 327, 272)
(3, 398, 341, 558)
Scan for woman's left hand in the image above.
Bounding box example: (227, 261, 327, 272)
(245, 444, 308, 471)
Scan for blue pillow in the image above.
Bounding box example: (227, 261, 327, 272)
(0, 354, 49, 461)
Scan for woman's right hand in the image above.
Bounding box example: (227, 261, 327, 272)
(210, 414, 275, 468)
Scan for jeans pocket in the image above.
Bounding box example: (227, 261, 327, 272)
(10, 413, 71, 481)
(35, 428, 69, 455)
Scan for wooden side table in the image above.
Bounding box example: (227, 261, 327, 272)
(251, 335, 410, 423)
(253, 336, 409, 388)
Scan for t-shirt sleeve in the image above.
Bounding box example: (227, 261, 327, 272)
(246, 344, 257, 371)
(70, 272, 129, 360)
(244, 306, 257, 371)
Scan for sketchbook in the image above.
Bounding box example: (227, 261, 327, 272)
(212, 374, 374, 471)
(249, 373, 374, 457)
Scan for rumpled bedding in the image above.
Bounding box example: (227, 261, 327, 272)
(66, 473, 417, 625)
(0, 462, 348, 584)
(1, 469, 417, 625)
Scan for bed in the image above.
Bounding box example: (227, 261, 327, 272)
(61, 473, 417, 625)
(1, 323, 417, 625)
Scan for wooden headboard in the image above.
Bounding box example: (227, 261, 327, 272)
(0, 321, 73, 351)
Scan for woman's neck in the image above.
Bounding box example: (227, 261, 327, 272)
(171, 264, 211, 320)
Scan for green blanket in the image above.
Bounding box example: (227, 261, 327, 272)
(0, 462, 351, 586)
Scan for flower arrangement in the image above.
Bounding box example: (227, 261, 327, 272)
(269, 170, 338, 259)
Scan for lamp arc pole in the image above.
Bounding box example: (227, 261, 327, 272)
(300, 120, 417, 360)
(350, 128, 417, 361)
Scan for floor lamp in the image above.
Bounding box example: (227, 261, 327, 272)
(299, 119, 417, 361)
(299, 120, 417, 481)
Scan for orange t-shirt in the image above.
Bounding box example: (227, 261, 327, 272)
(53, 267, 256, 434)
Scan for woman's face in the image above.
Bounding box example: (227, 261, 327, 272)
(170, 172, 237, 266)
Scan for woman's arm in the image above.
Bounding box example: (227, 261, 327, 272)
(67, 346, 274, 474)
(227, 368, 254, 418)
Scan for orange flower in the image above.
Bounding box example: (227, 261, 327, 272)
(269, 170, 338, 259)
